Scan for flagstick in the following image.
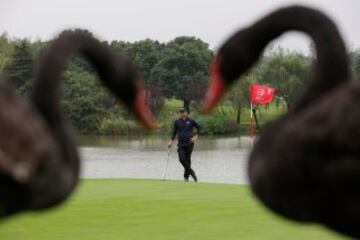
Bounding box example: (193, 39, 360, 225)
(250, 103, 254, 145)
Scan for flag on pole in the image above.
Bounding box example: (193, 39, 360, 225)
(249, 84, 275, 105)
(249, 84, 275, 140)
(250, 103, 254, 139)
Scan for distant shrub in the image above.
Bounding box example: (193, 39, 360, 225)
(99, 116, 142, 135)
(196, 115, 239, 135)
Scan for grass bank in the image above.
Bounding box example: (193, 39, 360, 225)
(0, 179, 344, 240)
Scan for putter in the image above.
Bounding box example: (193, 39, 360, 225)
(162, 149, 171, 181)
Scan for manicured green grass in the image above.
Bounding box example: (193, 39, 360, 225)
(0, 179, 346, 240)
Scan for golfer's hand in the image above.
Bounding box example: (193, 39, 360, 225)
(190, 135, 198, 143)
(167, 141, 173, 148)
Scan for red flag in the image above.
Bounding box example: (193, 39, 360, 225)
(250, 84, 275, 105)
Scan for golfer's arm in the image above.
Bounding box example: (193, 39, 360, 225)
(193, 120, 201, 136)
(170, 121, 177, 141)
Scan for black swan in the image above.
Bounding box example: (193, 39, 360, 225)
(203, 6, 360, 238)
(0, 30, 155, 217)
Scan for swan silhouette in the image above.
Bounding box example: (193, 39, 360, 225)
(0, 30, 155, 217)
(203, 6, 360, 238)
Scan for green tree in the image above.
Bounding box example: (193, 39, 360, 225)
(110, 39, 166, 114)
(110, 40, 129, 53)
(5, 40, 34, 92)
(0, 33, 14, 73)
(227, 74, 255, 124)
(127, 39, 164, 83)
(110, 39, 164, 82)
(256, 49, 311, 108)
(62, 71, 108, 133)
(151, 36, 213, 112)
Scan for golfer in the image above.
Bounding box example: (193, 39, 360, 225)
(167, 107, 201, 182)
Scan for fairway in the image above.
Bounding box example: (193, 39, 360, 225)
(0, 179, 346, 240)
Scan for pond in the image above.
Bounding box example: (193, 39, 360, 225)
(77, 135, 253, 184)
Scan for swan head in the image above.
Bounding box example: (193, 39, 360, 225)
(203, 29, 263, 112)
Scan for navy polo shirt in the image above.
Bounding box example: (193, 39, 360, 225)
(171, 117, 201, 146)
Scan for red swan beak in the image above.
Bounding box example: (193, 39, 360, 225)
(203, 58, 229, 112)
(133, 84, 157, 129)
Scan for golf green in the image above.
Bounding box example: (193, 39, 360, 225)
(0, 179, 346, 240)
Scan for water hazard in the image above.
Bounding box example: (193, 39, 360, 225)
(77, 135, 253, 184)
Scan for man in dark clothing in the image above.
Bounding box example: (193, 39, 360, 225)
(167, 107, 201, 182)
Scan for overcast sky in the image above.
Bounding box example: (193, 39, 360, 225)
(0, 0, 359, 52)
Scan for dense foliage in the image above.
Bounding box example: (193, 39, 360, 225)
(0, 32, 358, 135)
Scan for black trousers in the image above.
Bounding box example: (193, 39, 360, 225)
(177, 143, 195, 179)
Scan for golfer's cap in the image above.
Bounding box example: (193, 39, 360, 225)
(178, 107, 187, 113)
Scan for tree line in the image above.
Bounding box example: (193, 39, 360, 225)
(0, 31, 360, 134)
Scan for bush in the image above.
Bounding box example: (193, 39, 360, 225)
(62, 97, 104, 134)
(196, 115, 239, 135)
(99, 116, 142, 135)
